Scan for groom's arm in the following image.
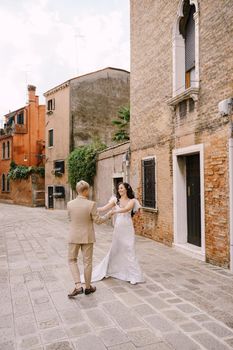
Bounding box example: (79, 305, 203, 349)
(91, 202, 112, 225)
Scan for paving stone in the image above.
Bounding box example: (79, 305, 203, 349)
(203, 321, 233, 337)
(192, 314, 212, 322)
(45, 341, 74, 350)
(145, 284, 163, 292)
(99, 327, 129, 347)
(176, 303, 200, 314)
(146, 296, 169, 310)
(0, 340, 15, 350)
(118, 293, 142, 306)
(127, 329, 161, 347)
(59, 309, 84, 325)
(137, 343, 172, 350)
(17, 335, 41, 349)
(167, 298, 183, 304)
(111, 287, 128, 294)
(36, 310, 60, 329)
(41, 327, 67, 344)
(132, 288, 152, 297)
(192, 332, 230, 350)
(163, 309, 187, 323)
(85, 308, 113, 328)
(164, 332, 200, 350)
(108, 343, 136, 350)
(66, 323, 91, 338)
(157, 292, 175, 299)
(15, 314, 37, 337)
(132, 303, 157, 316)
(145, 315, 174, 332)
(179, 322, 202, 332)
(75, 334, 106, 350)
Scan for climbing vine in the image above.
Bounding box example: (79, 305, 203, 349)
(67, 142, 106, 190)
(8, 161, 45, 180)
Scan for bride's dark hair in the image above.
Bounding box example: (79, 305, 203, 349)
(117, 182, 135, 217)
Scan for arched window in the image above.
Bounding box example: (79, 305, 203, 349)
(7, 141, 10, 159)
(2, 142, 5, 159)
(172, 0, 199, 96)
(2, 174, 5, 192)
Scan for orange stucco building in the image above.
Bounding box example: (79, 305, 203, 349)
(0, 85, 45, 204)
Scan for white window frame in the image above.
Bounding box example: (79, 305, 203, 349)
(48, 128, 54, 148)
(172, 0, 199, 97)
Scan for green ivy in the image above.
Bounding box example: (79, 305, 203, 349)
(112, 106, 130, 142)
(8, 161, 45, 180)
(67, 141, 106, 190)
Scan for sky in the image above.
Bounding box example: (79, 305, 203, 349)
(0, 0, 130, 125)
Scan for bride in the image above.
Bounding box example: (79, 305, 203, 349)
(90, 182, 144, 285)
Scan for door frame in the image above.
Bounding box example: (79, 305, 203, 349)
(48, 186, 54, 209)
(173, 144, 205, 260)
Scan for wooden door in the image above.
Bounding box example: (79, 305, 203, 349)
(186, 154, 201, 246)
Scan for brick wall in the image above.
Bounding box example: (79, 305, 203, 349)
(130, 0, 233, 267)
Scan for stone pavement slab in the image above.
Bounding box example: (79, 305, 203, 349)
(1, 204, 233, 350)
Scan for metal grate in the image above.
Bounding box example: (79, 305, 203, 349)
(179, 100, 187, 118)
(142, 158, 156, 208)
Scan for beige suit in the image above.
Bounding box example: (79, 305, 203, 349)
(67, 196, 110, 288)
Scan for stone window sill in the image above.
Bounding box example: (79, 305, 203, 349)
(141, 206, 158, 213)
(167, 87, 199, 108)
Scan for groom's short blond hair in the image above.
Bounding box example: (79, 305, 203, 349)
(76, 180, 90, 194)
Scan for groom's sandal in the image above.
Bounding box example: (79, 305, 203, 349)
(85, 285, 96, 295)
(68, 287, 84, 298)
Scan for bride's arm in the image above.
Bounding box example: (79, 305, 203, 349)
(113, 199, 135, 214)
(97, 201, 116, 212)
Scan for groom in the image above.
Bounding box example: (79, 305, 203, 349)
(67, 180, 112, 297)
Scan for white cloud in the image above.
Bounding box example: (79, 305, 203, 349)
(0, 0, 129, 121)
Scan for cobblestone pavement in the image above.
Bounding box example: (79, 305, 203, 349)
(1, 204, 233, 350)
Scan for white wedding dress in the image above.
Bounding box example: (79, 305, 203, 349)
(90, 197, 145, 284)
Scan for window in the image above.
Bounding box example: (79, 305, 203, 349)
(172, 0, 199, 96)
(47, 98, 55, 111)
(6, 176, 10, 192)
(54, 160, 65, 176)
(142, 158, 156, 209)
(179, 100, 187, 118)
(2, 142, 5, 159)
(54, 186, 65, 198)
(184, 5, 195, 88)
(48, 129, 54, 147)
(189, 98, 195, 112)
(17, 112, 24, 125)
(7, 141, 10, 159)
(1, 174, 5, 192)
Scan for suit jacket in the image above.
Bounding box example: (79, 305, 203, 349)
(67, 196, 110, 244)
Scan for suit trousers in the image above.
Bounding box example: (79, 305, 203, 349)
(68, 243, 93, 289)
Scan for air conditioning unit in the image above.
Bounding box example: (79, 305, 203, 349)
(218, 98, 233, 116)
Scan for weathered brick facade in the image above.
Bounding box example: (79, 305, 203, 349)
(130, 0, 233, 267)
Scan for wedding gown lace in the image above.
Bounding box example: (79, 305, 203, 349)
(88, 198, 144, 284)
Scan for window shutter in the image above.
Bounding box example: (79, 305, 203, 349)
(142, 158, 156, 208)
(185, 6, 195, 72)
(52, 98, 55, 110)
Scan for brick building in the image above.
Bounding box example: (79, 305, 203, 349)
(130, 0, 233, 269)
(44, 67, 130, 209)
(0, 85, 45, 206)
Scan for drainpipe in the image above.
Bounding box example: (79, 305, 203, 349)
(229, 137, 233, 272)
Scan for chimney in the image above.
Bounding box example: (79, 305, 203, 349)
(28, 85, 36, 103)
